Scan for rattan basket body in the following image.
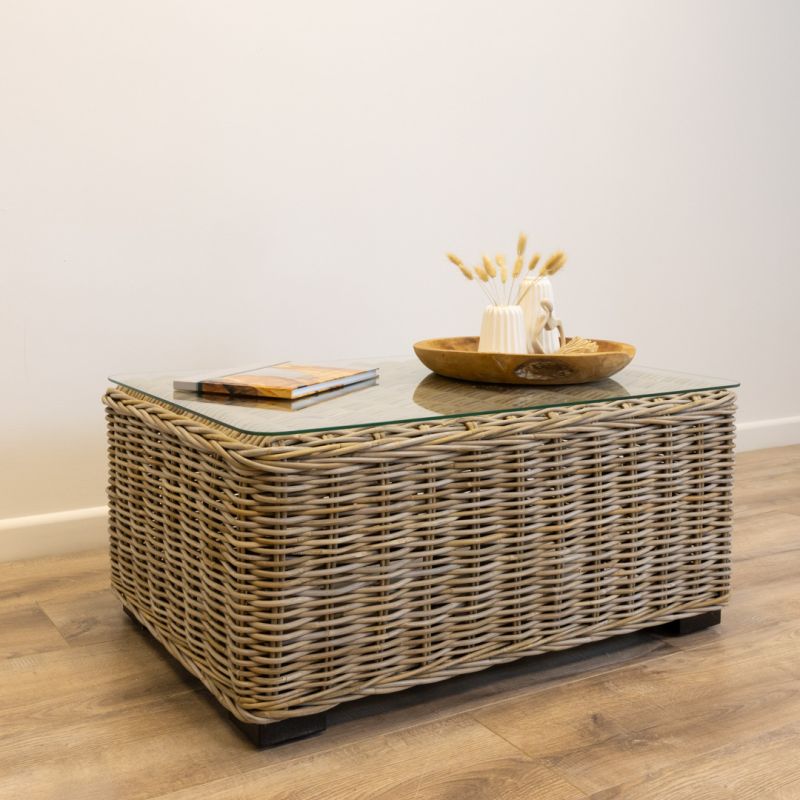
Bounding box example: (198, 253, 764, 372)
(104, 387, 735, 725)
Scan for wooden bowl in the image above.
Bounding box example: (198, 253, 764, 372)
(413, 337, 636, 385)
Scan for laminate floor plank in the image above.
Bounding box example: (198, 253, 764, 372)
(0, 604, 69, 660)
(0, 550, 109, 610)
(730, 510, 800, 561)
(586, 721, 800, 799)
(475, 633, 800, 794)
(145, 715, 588, 800)
(733, 445, 800, 518)
(39, 587, 129, 646)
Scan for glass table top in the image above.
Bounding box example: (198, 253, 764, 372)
(111, 358, 739, 436)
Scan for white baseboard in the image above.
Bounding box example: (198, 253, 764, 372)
(0, 506, 108, 563)
(0, 416, 798, 562)
(736, 416, 800, 452)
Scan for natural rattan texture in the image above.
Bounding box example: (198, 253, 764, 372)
(103, 387, 735, 725)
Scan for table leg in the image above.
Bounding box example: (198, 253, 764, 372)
(659, 609, 722, 636)
(228, 712, 328, 748)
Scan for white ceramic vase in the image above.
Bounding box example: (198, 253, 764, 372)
(478, 304, 527, 354)
(518, 276, 560, 354)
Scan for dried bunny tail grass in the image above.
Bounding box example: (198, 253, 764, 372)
(474, 265, 490, 282)
(496, 254, 508, 283)
(540, 251, 562, 272)
(482, 255, 497, 279)
(517, 233, 527, 258)
(547, 259, 567, 278)
(527, 253, 541, 272)
(456, 264, 474, 280)
(540, 251, 567, 277)
(512, 255, 523, 278)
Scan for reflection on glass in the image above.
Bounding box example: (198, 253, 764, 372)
(412, 373, 630, 415)
(111, 357, 738, 437)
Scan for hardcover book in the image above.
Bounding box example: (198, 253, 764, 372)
(173, 363, 378, 400)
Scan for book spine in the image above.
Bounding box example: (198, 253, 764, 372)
(198, 381, 293, 399)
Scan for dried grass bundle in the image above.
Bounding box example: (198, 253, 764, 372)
(445, 234, 567, 308)
(557, 337, 599, 354)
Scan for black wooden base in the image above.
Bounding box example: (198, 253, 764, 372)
(228, 711, 328, 748)
(658, 609, 722, 636)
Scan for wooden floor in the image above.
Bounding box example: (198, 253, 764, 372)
(1, 445, 798, 800)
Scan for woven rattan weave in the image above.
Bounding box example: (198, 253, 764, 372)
(104, 386, 735, 726)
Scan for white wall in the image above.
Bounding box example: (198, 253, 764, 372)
(2, 1, 799, 557)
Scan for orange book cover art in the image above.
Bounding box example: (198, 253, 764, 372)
(195, 363, 377, 400)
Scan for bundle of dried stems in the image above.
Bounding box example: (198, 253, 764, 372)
(446, 234, 567, 306)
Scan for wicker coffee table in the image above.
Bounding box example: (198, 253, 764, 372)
(104, 360, 737, 746)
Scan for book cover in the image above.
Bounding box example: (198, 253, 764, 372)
(174, 363, 379, 400)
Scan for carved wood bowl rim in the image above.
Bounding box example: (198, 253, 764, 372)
(413, 336, 636, 385)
